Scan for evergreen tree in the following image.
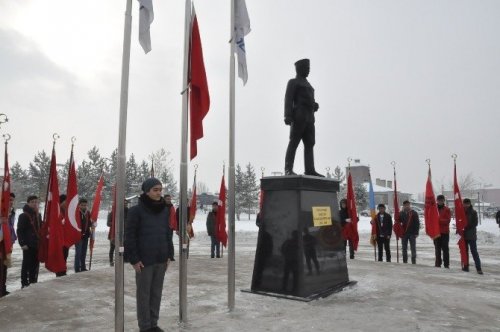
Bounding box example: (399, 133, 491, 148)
(126, 154, 141, 196)
(354, 183, 368, 210)
(149, 149, 177, 197)
(234, 164, 244, 221)
(28, 150, 51, 200)
(11, 162, 30, 204)
(242, 163, 259, 219)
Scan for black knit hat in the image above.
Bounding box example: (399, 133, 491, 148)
(142, 177, 162, 193)
(437, 195, 445, 201)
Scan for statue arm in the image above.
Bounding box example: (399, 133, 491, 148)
(284, 80, 296, 124)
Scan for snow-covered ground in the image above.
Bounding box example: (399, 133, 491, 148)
(1, 215, 499, 331)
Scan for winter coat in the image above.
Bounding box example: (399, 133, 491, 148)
(339, 208, 349, 228)
(206, 211, 217, 236)
(17, 205, 43, 249)
(437, 205, 451, 234)
(399, 210, 420, 236)
(464, 207, 478, 241)
(376, 212, 393, 238)
(496, 211, 500, 225)
(9, 208, 17, 244)
(79, 210, 92, 240)
(124, 195, 173, 266)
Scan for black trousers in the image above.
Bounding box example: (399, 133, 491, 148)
(344, 240, 355, 259)
(21, 247, 39, 287)
(434, 233, 449, 267)
(109, 241, 115, 264)
(377, 237, 391, 262)
(285, 120, 316, 173)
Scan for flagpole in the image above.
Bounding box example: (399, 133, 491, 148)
(115, 0, 133, 330)
(179, 0, 192, 323)
(227, 0, 236, 312)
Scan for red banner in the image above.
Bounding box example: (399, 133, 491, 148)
(392, 171, 404, 239)
(1, 142, 12, 256)
(63, 149, 82, 247)
(424, 168, 440, 239)
(343, 172, 359, 250)
(90, 174, 104, 222)
(216, 175, 228, 247)
(454, 163, 468, 268)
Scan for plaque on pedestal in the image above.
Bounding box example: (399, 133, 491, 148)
(248, 175, 353, 301)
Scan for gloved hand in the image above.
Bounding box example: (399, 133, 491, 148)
(284, 117, 292, 125)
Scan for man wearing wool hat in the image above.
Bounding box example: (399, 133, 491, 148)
(124, 177, 173, 332)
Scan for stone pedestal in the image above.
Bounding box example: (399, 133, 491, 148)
(249, 175, 350, 301)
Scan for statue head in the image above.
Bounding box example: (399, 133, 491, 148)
(294, 58, 310, 78)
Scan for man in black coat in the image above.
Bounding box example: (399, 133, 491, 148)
(496, 210, 500, 229)
(339, 199, 355, 259)
(399, 200, 420, 264)
(125, 178, 173, 332)
(16, 195, 42, 288)
(463, 198, 483, 274)
(375, 204, 392, 262)
(283, 58, 323, 177)
(206, 202, 220, 258)
(74, 198, 92, 273)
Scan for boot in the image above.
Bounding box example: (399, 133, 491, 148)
(462, 265, 469, 272)
(411, 257, 416, 265)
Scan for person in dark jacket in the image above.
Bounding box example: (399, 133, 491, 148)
(124, 178, 173, 332)
(206, 201, 220, 258)
(434, 195, 451, 268)
(463, 198, 482, 274)
(375, 204, 392, 262)
(496, 210, 500, 229)
(74, 198, 92, 273)
(339, 199, 355, 259)
(398, 200, 420, 264)
(17, 195, 42, 288)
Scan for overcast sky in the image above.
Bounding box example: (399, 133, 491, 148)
(1, 0, 499, 196)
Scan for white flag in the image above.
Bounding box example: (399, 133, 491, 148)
(138, 0, 154, 53)
(234, 0, 251, 84)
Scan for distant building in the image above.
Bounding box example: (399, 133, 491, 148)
(441, 188, 500, 207)
(346, 159, 370, 186)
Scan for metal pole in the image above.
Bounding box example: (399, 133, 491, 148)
(228, 0, 236, 311)
(115, 0, 132, 330)
(179, 0, 191, 323)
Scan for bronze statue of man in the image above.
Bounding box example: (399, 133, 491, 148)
(284, 59, 324, 177)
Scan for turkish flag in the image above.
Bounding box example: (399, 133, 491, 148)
(169, 205, 178, 231)
(453, 163, 468, 268)
(1, 142, 12, 257)
(41, 147, 66, 273)
(189, 9, 210, 160)
(343, 172, 359, 251)
(90, 174, 104, 223)
(216, 175, 228, 247)
(392, 175, 404, 239)
(424, 168, 441, 239)
(63, 150, 82, 247)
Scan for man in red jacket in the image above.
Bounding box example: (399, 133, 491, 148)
(434, 195, 451, 268)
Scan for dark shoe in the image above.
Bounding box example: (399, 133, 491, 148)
(477, 270, 483, 275)
(387, 259, 391, 263)
(304, 171, 325, 177)
(285, 169, 297, 176)
(151, 327, 165, 332)
(216, 255, 221, 258)
(462, 267, 469, 272)
(444, 266, 449, 269)
(170, 257, 175, 262)
(82, 268, 88, 272)
(211, 255, 215, 258)
(350, 255, 354, 259)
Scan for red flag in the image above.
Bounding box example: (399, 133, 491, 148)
(41, 147, 66, 273)
(392, 170, 404, 239)
(343, 172, 359, 250)
(453, 163, 469, 267)
(216, 175, 228, 247)
(188, 174, 197, 238)
(189, 9, 210, 160)
(1, 141, 12, 257)
(424, 168, 441, 239)
(63, 149, 82, 247)
(169, 206, 178, 231)
(90, 174, 104, 222)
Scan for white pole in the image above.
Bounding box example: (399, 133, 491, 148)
(115, 0, 132, 331)
(228, 0, 236, 311)
(179, 0, 192, 323)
